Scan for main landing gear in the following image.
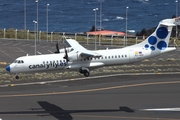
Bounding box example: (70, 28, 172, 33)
(79, 68, 90, 77)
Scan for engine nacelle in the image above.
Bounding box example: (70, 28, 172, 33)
(59, 47, 73, 53)
(68, 52, 81, 61)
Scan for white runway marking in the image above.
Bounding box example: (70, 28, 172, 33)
(13, 43, 21, 46)
(141, 107, 180, 112)
(47, 50, 53, 53)
(0, 49, 14, 59)
(22, 44, 31, 47)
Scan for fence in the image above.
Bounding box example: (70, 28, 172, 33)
(0, 28, 163, 47)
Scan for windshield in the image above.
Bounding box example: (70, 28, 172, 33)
(13, 60, 24, 64)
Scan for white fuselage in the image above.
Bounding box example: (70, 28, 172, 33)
(8, 47, 175, 73)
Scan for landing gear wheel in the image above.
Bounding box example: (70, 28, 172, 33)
(15, 76, 19, 79)
(83, 71, 90, 77)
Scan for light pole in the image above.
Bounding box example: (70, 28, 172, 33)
(99, 0, 102, 46)
(125, 6, 129, 47)
(36, 0, 38, 41)
(93, 8, 98, 50)
(176, 0, 178, 39)
(47, 4, 50, 42)
(24, 0, 26, 30)
(33, 20, 37, 55)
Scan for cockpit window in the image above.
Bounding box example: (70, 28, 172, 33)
(13, 60, 18, 63)
(13, 60, 24, 64)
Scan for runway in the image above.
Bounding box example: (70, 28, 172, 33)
(0, 73, 180, 120)
(0, 39, 180, 120)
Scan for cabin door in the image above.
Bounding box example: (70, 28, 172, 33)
(129, 50, 135, 63)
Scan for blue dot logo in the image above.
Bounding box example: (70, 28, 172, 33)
(156, 27, 168, 39)
(145, 44, 149, 49)
(150, 46, 155, 51)
(148, 36, 157, 45)
(157, 41, 167, 50)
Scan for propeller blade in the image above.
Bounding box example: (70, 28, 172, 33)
(55, 42, 60, 53)
(63, 47, 69, 63)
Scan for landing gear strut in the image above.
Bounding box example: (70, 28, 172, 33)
(79, 68, 90, 77)
(15, 73, 19, 79)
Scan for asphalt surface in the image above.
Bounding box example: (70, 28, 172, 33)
(0, 73, 180, 120)
(0, 39, 180, 120)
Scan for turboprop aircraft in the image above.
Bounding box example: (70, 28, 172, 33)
(6, 17, 180, 79)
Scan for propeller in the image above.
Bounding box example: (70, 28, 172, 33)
(63, 47, 69, 63)
(54, 42, 60, 53)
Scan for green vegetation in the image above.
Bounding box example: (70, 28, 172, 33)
(0, 60, 180, 85)
(1, 28, 180, 46)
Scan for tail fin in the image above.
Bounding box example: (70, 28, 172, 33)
(131, 18, 179, 51)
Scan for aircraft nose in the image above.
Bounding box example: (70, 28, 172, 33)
(6, 65, 10, 72)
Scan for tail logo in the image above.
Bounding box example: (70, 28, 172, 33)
(144, 27, 168, 51)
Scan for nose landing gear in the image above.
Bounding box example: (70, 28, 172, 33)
(15, 73, 19, 79)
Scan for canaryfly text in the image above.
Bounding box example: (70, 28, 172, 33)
(29, 61, 67, 69)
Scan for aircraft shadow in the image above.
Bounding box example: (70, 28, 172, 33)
(0, 101, 134, 120)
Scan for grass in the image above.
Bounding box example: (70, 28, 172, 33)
(0, 60, 180, 85)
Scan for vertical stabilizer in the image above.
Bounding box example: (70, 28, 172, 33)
(131, 18, 177, 51)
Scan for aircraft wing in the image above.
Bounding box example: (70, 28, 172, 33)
(65, 39, 101, 58)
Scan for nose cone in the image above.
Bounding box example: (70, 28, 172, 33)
(6, 65, 10, 72)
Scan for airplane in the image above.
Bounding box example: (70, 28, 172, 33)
(6, 17, 180, 79)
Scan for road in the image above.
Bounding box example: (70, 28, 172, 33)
(0, 73, 180, 120)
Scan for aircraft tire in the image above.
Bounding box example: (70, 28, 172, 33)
(15, 76, 19, 79)
(84, 71, 90, 77)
